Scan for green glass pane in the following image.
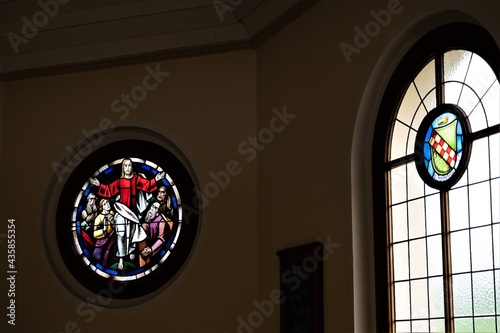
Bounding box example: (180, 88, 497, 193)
(408, 162, 424, 201)
(474, 317, 496, 333)
(449, 187, 469, 231)
(393, 242, 409, 281)
(395, 281, 411, 320)
(453, 273, 472, 316)
(428, 276, 444, 317)
(454, 317, 473, 333)
(392, 203, 408, 243)
(451, 231, 471, 273)
(410, 239, 427, 279)
(411, 279, 429, 319)
(444, 50, 472, 83)
(429, 319, 445, 333)
(425, 193, 441, 235)
(469, 181, 492, 228)
(391, 165, 407, 205)
(470, 226, 494, 271)
(427, 236, 443, 276)
(473, 271, 495, 315)
(409, 199, 426, 239)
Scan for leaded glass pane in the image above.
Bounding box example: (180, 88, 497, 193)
(410, 239, 427, 279)
(393, 242, 409, 281)
(428, 276, 445, 317)
(482, 80, 500, 126)
(451, 231, 471, 273)
(467, 137, 490, 184)
(425, 193, 441, 235)
(391, 121, 411, 160)
(453, 273, 473, 316)
(395, 281, 411, 320)
(470, 226, 494, 271)
(409, 199, 426, 239)
(449, 186, 469, 231)
(458, 85, 481, 116)
(454, 317, 473, 332)
(465, 53, 498, 98)
(411, 279, 429, 319)
(469, 181, 492, 228)
(427, 236, 443, 276)
(397, 83, 421, 128)
(395, 320, 411, 332)
(408, 162, 425, 201)
(445, 81, 463, 105)
(392, 203, 408, 243)
(472, 271, 496, 316)
(444, 50, 472, 83)
(429, 319, 445, 332)
(391, 165, 408, 204)
(414, 60, 436, 103)
(491, 134, 500, 179)
(474, 317, 496, 333)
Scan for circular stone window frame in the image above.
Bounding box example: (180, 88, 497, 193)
(41, 125, 203, 308)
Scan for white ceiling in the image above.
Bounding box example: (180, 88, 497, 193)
(0, 0, 319, 80)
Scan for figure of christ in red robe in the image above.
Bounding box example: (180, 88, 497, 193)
(97, 174, 158, 211)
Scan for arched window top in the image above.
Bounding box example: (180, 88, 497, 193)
(373, 23, 500, 333)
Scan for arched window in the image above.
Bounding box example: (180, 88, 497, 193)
(373, 23, 500, 332)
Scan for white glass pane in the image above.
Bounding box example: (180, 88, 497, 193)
(453, 273, 472, 316)
(444, 50, 472, 83)
(422, 89, 437, 113)
(449, 187, 469, 231)
(395, 320, 410, 332)
(414, 60, 436, 102)
(458, 85, 481, 116)
(395, 281, 411, 320)
(469, 181, 492, 228)
(407, 128, 417, 156)
(467, 137, 490, 184)
(411, 279, 429, 319)
(492, 179, 499, 224)
(410, 239, 427, 278)
(444, 81, 463, 105)
(467, 101, 488, 133)
(425, 193, 441, 235)
(451, 230, 471, 273)
(496, 272, 500, 313)
(452, 168, 468, 189)
(413, 103, 427, 132)
(490, 134, 500, 179)
(393, 242, 409, 281)
(494, 224, 499, 269)
(481, 80, 500, 126)
(398, 83, 421, 127)
(408, 162, 424, 201)
(427, 236, 443, 276)
(392, 203, 408, 243)
(465, 53, 498, 98)
(472, 271, 495, 315)
(428, 276, 444, 317)
(470, 226, 494, 271)
(391, 165, 407, 204)
(409, 199, 426, 239)
(412, 319, 429, 332)
(391, 121, 411, 160)
(429, 319, 445, 333)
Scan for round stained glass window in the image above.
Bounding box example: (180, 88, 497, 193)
(55, 138, 200, 301)
(415, 104, 472, 189)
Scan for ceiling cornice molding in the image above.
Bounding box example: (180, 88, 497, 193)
(0, 0, 321, 81)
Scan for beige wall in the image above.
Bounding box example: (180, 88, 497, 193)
(0, 51, 257, 333)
